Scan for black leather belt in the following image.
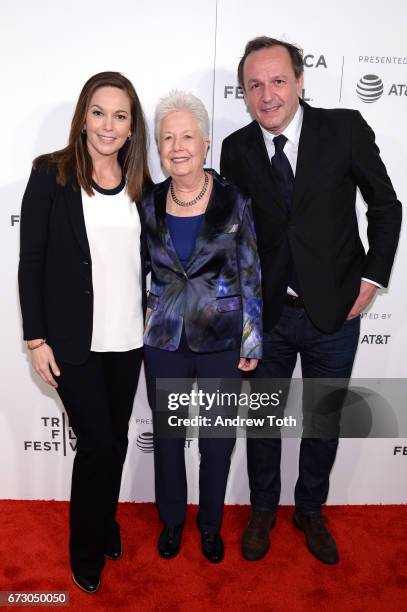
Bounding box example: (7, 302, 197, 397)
(285, 294, 305, 308)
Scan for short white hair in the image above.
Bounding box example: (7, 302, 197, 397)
(155, 89, 210, 142)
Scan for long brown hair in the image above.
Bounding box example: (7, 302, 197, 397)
(34, 71, 152, 202)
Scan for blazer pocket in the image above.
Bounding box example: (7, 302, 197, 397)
(216, 296, 242, 312)
(147, 293, 160, 311)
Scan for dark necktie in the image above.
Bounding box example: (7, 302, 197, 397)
(271, 134, 300, 294)
(271, 134, 294, 211)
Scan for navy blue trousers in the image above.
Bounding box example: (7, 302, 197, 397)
(144, 334, 240, 533)
(249, 305, 360, 514)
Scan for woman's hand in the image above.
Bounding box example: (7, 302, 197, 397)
(28, 341, 60, 388)
(238, 358, 258, 372)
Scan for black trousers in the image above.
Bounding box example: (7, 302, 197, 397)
(249, 306, 360, 514)
(144, 334, 240, 534)
(56, 349, 142, 575)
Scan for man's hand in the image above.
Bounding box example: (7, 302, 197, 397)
(347, 280, 378, 320)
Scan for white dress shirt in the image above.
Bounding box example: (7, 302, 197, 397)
(82, 180, 144, 351)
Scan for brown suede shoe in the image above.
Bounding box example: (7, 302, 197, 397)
(293, 511, 339, 564)
(241, 511, 276, 561)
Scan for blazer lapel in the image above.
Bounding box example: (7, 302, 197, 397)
(185, 172, 225, 271)
(293, 101, 321, 209)
(154, 178, 185, 273)
(65, 184, 91, 260)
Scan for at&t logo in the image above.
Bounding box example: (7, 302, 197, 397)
(356, 74, 407, 102)
(136, 432, 154, 453)
(360, 334, 391, 345)
(356, 74, 384, 103)
(135, 431, 194, 452)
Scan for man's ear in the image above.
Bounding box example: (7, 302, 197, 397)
(297, 74, 304, 96)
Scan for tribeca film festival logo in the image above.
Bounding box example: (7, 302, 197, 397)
(224, 53, 327, 104)
(24, 413, 76, 456)
(394, 444, 407, 456)
(224, 86, 312, 103)
(356, 74, 407, 103)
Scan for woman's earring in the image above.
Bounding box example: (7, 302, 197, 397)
(81, 127, 87, 134)
(127, 133, 132, 141)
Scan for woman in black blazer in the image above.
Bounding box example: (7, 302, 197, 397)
(18, 72, 151, 593)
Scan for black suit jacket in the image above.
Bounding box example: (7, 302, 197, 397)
(220, 101, 402, 333)
(18, 162, 147, 364)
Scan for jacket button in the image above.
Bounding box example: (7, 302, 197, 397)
(83, 290, 91, 294)
(82, 260, 89, 265)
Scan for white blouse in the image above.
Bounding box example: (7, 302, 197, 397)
(82, 179, 143, 352)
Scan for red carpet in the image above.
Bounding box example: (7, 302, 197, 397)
(0, 501, 406, 611)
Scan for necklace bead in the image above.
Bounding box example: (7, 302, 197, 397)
(170, 172, 209, 207)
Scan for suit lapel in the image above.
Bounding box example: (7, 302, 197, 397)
(65, 183, 91, 259)
(244, 121, 287, 216)
(293, 101, 321, 209)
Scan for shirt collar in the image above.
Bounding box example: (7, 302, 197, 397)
(258, 102, 303, 147)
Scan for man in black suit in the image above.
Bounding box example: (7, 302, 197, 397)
(220, 36, 401, 564)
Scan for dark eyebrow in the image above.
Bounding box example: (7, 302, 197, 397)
(90, 104, 129, 114)
(247, 74, 288, 84)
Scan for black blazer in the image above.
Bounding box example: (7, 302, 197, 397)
(220, 101, 402, 333)
(18, 163, 147, 364)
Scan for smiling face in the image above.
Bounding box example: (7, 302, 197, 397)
(84, 86, 132, 159)
(158, 110, 209, 180)
(243, 45, 303, 134)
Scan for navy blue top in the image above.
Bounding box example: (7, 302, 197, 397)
(166, 213, 204, 268)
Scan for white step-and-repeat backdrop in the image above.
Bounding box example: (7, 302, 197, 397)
(2, 0, 406, 503)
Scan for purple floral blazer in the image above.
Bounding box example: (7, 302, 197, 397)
(142, 169, 262, 358)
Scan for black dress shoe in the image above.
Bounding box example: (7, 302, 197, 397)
(241, 511, 276, 561)
(158, 524, 184, 559)
(104, 543, 122, 560)
(293, 511, 339, 564)
(72, 572, 100, 593)
(104, 521, 122, 559)
(201, 531, 224, 563)
(104, 534, 122, 560)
